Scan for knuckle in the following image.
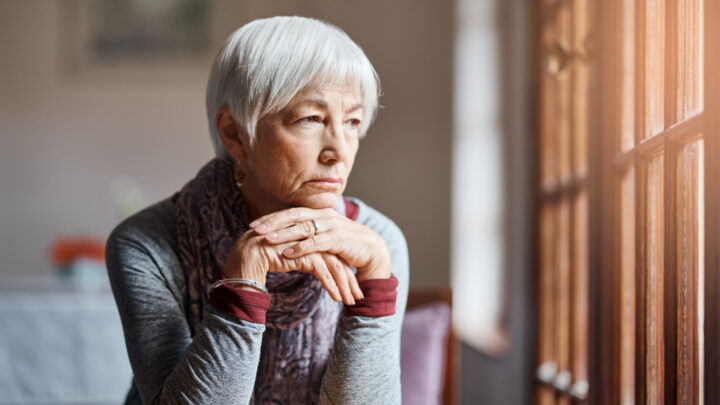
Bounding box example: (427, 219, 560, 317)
(302, 221, 314, 236)
(331, 258, 344, 274)
(325, 258, 339, 274)
(253, 247, 271, 272)
(289, 207, 301, 220)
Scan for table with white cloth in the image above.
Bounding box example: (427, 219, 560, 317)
(0, 276, 132, 404)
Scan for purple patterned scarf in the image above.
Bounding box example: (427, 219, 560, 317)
(173, 158, 341, 404)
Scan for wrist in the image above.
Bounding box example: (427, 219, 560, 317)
(221, 272, 267, 288)
(356, 234, 392, 281)
(229, 284, 264, 293)
(222, 247, 267, 286)
(358, 255, 391, 281)
(212, 275, 268, 295)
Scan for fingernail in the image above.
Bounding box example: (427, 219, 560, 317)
(350, 298, 356, 306)
(249, 220, 259, 228)
(283, 247, 294, 256)
(256, 224, 268, 233)
(266, 232, 278, 241)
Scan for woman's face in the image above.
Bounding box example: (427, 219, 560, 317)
(240, 83, 363, 217)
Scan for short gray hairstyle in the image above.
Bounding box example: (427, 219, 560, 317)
(206, 16, 381, 158)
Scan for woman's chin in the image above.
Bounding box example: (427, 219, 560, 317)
(296, 192, 341, 209)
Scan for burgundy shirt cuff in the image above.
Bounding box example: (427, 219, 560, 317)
(208, 283, 271, 324)
(343, 274, 399, 317)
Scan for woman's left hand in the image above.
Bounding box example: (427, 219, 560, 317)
(249, 207, 391, 282)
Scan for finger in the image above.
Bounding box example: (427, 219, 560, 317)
(250, 207, 332, 234)
(282, 240, 364, 301)
(263, 241, 358, 305)
(264, 219, 323, 244)
(323, 254, 356, 306)
(307, 255, 344, 303)
(343, 261, 364, 300)
(282, 233, 340, 259)
(328, 254, 363, 300)
(275, 253, 342, 303)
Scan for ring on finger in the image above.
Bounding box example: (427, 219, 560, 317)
(311, 219, 320, 235)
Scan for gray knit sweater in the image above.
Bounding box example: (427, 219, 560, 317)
(106, 196, 409, 404)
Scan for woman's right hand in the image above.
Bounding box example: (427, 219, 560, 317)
(221, 229, 364, 306)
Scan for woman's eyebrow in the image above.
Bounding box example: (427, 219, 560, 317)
(345, 103, 363, 114)
(297, 99, 328, 109)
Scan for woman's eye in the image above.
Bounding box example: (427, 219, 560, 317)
(346, 119, 361, 129)
(299, 115, 322, 125)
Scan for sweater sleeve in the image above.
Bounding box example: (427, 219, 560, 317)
(318, 203, 410, 405)
(106, 204, 266, 405)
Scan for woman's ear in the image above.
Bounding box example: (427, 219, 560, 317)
(215, 106, 247, 161)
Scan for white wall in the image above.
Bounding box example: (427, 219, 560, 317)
(0, 1, 454, 290)
(0, 2, 211, 276)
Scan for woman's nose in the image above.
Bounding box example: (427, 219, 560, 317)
(319, 121, 350, 164)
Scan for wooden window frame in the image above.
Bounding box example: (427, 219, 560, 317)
(703, 0, 720, 403)
(589, 0, 717, 403)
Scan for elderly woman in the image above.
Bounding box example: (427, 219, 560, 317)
(106, 16, 408, 405)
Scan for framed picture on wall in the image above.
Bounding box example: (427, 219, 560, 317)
(60, 0, 216, 84)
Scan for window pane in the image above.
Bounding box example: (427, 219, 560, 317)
(554, 199, 571, 393)
(676, 0, 704, 120)
(621, 0, 635, 151)
(540, 0, 576, 188)
(620, 167, 636, 405)
(572, 0, 590, 174)
(540, 75, 558, 186)
(676, 138, 704, 403)
(645, 154, 665, 403)
(540, 3, 563, 187)
(557, 4, 572, 181)
(571, 189, 589, 399)
(641, 0, 665, 138)
(538, 203, 556, 380)
(540, 73, 558, 186)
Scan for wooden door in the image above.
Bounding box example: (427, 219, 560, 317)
(535, 0, 718, 403)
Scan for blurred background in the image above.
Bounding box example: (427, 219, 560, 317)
(0, 0, 534, 404)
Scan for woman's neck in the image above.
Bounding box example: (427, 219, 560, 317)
(239, 183, 292, 222)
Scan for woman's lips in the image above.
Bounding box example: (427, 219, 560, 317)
(308, 178, 342, 189)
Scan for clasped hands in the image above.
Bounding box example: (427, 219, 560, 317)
(221, 207, 391, 306)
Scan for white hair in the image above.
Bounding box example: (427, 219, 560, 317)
(205, 16, 381, 158)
